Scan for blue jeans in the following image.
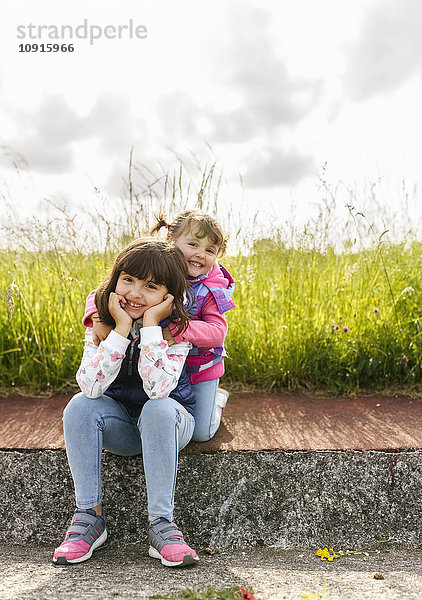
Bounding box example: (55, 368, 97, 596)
(191, 379, 221, 442)
(63, 393, 195, 522)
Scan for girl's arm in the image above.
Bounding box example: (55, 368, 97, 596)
(168, 295, 228, 348)
(139, 326, 191, 399)
(76, 328, 129, 398)
(82, 290, 97, 327)
(83, 289, 113, 344)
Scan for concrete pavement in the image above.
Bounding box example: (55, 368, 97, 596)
(1, 545, 422, 600)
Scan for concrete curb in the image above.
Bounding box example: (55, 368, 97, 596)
(2, 448, 421, 549)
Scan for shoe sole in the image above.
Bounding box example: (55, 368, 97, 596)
(52, 529, 108, 565)
(149, 545, 199, 567)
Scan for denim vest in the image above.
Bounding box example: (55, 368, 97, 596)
(104, 337, 195, 420)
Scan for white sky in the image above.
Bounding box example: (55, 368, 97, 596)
(1, 0, 422, 245)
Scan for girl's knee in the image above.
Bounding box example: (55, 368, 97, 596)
(63, 393, 92, 425)
(191, 427, 212, 443)
(192, 407, 221, 442)
(140, 398, 176, 426)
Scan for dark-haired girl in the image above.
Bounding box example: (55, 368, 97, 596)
(53, 239, 199, 568)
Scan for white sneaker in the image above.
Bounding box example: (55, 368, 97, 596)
(216, 388, 229, 409)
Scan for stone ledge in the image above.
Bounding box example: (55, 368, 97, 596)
(1, 448, 421, 549)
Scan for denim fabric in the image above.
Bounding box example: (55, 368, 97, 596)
(191, 379, 221, 442)
(63, 393, 194, 521)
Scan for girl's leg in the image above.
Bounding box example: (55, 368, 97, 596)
(55, 392, 142, 565)
(139, 397, 198, 567)
(138, 397, 194, 522)
(191, 379, 223, 442)
(63, 392, 142, 509)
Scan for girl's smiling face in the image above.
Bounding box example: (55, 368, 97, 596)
(115, 272, 168, 319)
(173, 230, 218, 278)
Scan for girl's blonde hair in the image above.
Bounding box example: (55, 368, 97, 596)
(150, 210, 228, 258)
(95, 238, 191, 336)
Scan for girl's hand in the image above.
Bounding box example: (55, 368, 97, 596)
(143, 294, 174, 328)
(108, 292, 132, 337)
(92, 313, 113, 345)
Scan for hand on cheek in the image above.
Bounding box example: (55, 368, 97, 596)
(108, 293, 132, 337)
(143, 294, 174, 327)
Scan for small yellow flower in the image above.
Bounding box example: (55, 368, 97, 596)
(316, 547, 339, 561)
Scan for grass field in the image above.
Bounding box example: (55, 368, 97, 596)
(227, 237, 421, 392)
(1, 160, 421, 393)
(1, 226, 420, 394)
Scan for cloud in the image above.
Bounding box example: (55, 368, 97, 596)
(206, 4, 320, 143)
(241, 146, 315, 189)
(155, 4, 319, 188)
(0, 92, 141, 174)
(345, 0, 422, 99)
(21, 95, 91, 144)
(157, 5, 320, 144)
(103, 163, 132, 198)
(0, 95, 87, 173)
(157, 91, 200, 139)
(87, 94, 146, 160)
(4, 136, 74, 174)
(0, 96, 83, 173)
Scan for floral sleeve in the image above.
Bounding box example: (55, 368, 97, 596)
(139, 326, 192, 399)
(76, 328, 129, 398)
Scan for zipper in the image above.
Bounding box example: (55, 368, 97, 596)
(127, 338, 138, 376)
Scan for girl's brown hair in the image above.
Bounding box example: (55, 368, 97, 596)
(150, 209, 228, 258)
(95, 238, 191, 336)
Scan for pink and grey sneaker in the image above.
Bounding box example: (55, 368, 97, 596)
(148, 518, 199, 567)
(52, 508, 107, 565)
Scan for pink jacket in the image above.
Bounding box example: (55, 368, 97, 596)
(168, 263, 235, 384)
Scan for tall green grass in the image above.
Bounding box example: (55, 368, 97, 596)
(226, 238, 421, 392)
(0, 159, 421, 393)
(1, 236, 420, 393)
